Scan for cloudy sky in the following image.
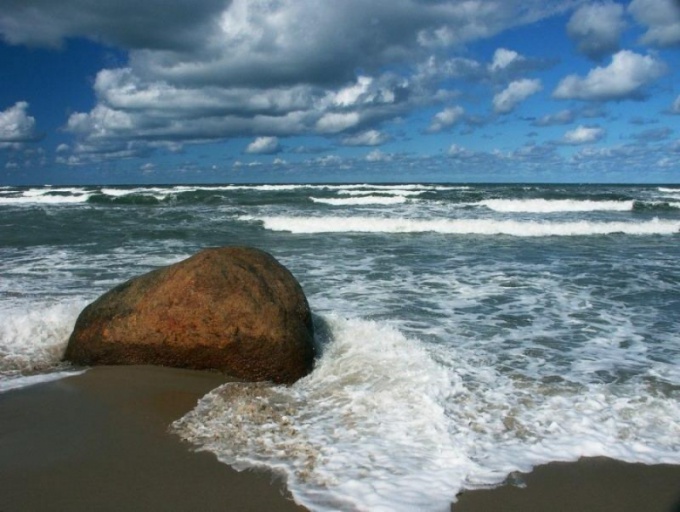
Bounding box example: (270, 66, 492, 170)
(1, 0, 679, 184)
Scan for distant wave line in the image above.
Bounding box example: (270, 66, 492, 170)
(310, 196, 409, 206)
(479, 199, 635, 213)
(242, 215, 680, 237)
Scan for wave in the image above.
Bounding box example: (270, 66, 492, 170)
(88, 193, 161, 205)
(310, 195, 409, 206)
(633, 200, 680, 212)
(480, 199, 634, 213)
(242, 215, 680, 236)
(658, 187, 680, 193)
(173, 314, 680, 512)
(0, 188, 92, 205)
(337, 189, 426, 197)
(173, 316, 463, 512)
(0, 300, 85, 392)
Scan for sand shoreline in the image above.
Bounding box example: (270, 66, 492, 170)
(1, 365, 679, 512)
(0, 366, 306, 512)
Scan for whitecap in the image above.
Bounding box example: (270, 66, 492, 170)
(479, 199, 634, 213)
(241, 215, 680, 237)
(310, 196, 409, 206)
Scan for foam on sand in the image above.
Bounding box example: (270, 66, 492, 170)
(174, 315, 680, 512)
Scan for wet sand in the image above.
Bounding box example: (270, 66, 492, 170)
(1, 365, 679, 512)
(453, 458, 680, 512)
(0, 366, 306, 512)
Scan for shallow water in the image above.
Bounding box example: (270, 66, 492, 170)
(1, 183, 679, 511)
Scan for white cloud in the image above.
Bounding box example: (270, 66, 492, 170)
(366, 149, 392, 162)
(567, 1, 626, 60)
(0, 1, 578, 162)
(562, 125, 606, 145)
(493, 79, 542, 114)
(427, 106, 465, 133)
(489, 48, 524, 72)
(447, 143, 472, 157)
(342, 130, 390, 147)
(0, 102, 37, 142)
(629, 0, 680, 47)
(315, 112, 361, 134)
(245, 136, 280, 154)
(553, 50, 666, 101)
(66, 104, 134, 137)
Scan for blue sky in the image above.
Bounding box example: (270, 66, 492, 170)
(1, 0, 679, 184)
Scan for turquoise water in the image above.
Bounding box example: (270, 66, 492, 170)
(1, 183, 680, 510)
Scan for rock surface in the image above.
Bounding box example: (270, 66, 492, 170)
(64, 247, 315, 384)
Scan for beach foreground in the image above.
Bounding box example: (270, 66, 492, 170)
(0, 366, 306, 512)
(0, 365, 678, 512)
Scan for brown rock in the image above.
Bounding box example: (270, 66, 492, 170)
(64, 247, 315, 384)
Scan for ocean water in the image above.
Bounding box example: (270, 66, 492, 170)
(1, 183, 679, 510)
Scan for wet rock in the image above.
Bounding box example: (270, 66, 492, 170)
(64, 247, 314, 384)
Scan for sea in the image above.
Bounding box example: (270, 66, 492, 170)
(1, 182, 679, 511)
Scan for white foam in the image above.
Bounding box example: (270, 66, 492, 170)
(243, 215, 680, 237)
(658, 187, 680, 193)
(174, 315, 680, 512)
(336, 189, 426, 197)
(0, 369, 85, 393)
(174, 316, 466, 512)
(479, 199, 634, 213)
(310, 196, 408, 206)
(0, 299, 86, 390)
(0, 187, 91, 205)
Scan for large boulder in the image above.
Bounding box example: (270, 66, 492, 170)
(64, 247, 315, 384)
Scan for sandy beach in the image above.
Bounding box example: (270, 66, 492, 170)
(1, 365, 679, 512)
(0, 366, 306, 512)
(453, 458, 680, 512)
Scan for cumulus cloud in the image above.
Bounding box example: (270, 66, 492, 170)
(245, 136, 281, 154)
(629, 0, 680, 47)
(1, 1, 575, 161)
(567, 1, 626, 60)
(562, 125, 606, 144)
(489, 48, 524, 72)
(366, 149, 392, 162)
(341, 130, 390, 147)
(0, 0, 226, 50)
(0, 101, 38, 143)
(418, 48, 550, 87)
(493, 79, 542, 114)
(553, 50, 666, 101)
(427, 106, 465, 133)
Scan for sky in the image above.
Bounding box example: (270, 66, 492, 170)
(1, 0, 679, 184)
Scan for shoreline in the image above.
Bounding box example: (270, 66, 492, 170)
(0, 366, 306, 512)
(453, 458, 680, 512)
(1, 365, 678, 512)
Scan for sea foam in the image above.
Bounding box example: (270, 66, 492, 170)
(173, 316, 466, 512)
(0, 300, 85, 391)
(310, 196, 409, 206)
(242, 215, 680, 236)
(0, 187, 92, 205)
(479, 198, 634, 213)
(174, 314, 680, 512)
